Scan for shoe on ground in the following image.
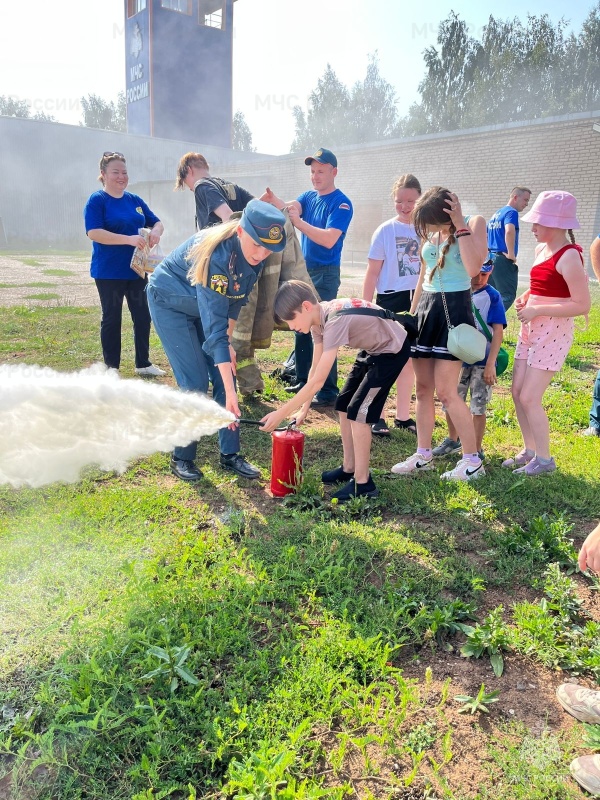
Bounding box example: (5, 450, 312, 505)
(285, 382, 306, 394)
(570, 754, 600, 797)
(432, 437, 462, 457)
(582, 426, 600, 437)
(170, 457, 203, 482)
(331, 476, 379, 503)
(136, 363, 166, 377)
(371, 419, 390, 437)
(441, 457, 485, 481)
(394, 418, 417, 434)
(322, 465, 355, 484)
(219, 453, 261, 479)
(512, 456, 556, 476)
(501, 449, 534, 468)
(310, 396, 336, 408)
(478, 450, 485, 461)
(391, 452, 434, 474)
(556, 683, 600, 724)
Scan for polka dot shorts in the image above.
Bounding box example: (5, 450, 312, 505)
(514, 315, 574, 371)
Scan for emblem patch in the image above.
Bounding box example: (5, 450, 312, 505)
(210, 274, 228, 295)
(136, 206, 144, 215)
(339, 203, 351, 210)
(269, 225, 281, 240)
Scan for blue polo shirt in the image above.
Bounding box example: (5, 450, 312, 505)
(84, 190, 160, 280)
(487, 205, 520, 256)
(296, 188, 353, 269)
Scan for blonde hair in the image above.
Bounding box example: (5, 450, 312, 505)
(187, 219, 239, 286)
(392, 173, 421, 196)
(175, 152, 209, 190)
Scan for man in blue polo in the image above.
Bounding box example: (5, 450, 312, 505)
(486, 186, 531, 310)
(262, 148, 353, 406)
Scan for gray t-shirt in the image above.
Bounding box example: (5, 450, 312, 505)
(311, 299, 407, 355)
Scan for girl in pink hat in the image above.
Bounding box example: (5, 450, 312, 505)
(504, 191, 591, 475)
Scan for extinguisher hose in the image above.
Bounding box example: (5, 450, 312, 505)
(237, 418, 296, 431)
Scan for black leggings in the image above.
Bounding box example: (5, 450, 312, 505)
(95, 278, 152, 369)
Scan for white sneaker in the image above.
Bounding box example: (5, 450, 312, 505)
(441, 457, 485, 481)
(391, 452, 434, 474)
(135, 364, 166, 377)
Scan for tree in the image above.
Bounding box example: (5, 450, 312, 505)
(347, 53, 398, 144)
(290, 64, 352, 151)
(80, 92, 126, 132)
(232, 110, 256, 151)
(0, 95, 56, 122)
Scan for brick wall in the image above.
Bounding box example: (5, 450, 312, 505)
(219, 112, 600, 275)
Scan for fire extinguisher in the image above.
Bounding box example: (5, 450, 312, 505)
(237, 419, 304, 497)
(269, 425, 304, 497)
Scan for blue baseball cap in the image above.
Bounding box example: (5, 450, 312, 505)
(481, 260, 494, 273)
(304, 147, 337, 168)
(239, 200, 286, 253)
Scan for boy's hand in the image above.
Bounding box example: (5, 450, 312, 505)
(259, 410, 285, 433)
(483, 363, 497, 385)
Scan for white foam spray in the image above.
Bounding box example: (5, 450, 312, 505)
(0, 364, 236, 488)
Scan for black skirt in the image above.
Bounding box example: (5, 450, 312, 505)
(411, 289, 474, 361)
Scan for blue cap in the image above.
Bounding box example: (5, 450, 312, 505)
(239, 200, 286, 253)
(304, 147, 337, 168)
(481, 261, 494, 273)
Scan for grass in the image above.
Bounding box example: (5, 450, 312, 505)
(0, 294, 600, 799)
(41, 269, 76, 277)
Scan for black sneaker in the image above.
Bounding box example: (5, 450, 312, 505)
(170, 457, 203, 482)
(321, 465, 354, 484)
(394, 418, 417, 434)
(332, 476, 379, 503)
(371, 419, 390, 437)
(219, 453, 261, 479)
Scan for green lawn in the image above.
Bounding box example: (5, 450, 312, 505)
(0, 296, 599, 799)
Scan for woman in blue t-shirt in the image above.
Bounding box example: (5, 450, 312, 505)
(84, 152, 165, 376)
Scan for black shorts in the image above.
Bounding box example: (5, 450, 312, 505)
(334, 338, 411, 424)
(376, 289, 413, 314)
(411, 289, 474, 361)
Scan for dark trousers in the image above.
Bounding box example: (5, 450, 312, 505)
(95, 278, 152, 370)
(590, 369, 600, 430)
(488, 253, 518, 311)
(295, 265, 341, 402)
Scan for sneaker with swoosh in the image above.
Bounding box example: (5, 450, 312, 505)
(441, 457, 485, 481)
(391, 452, 434, 474)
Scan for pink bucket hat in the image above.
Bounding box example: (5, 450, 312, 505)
(521, 190, 580, 229)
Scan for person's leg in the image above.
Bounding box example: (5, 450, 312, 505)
(311, 267, 341, 404)
(434, 359, 477, 454)
(446, 412, 458, 442)
(293, 331, 313, 387)
(511, 358, 536, 453)
(95, 279, 126, 369)
(514, 366, 556, 459)
(205, 355, 241, 458)
(124, 278, 152, 368)
(147, 289, 209, 463)
(413, 358, 436, 450)
(466, 367, 492, 453)
(338, 411, 355, 472)
(350, 421, 373, 484)
(395, 359, 415, 422)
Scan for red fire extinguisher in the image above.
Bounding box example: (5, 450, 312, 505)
(270, 425, 305, 497)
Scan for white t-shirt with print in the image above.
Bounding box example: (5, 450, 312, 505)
(368, 218, 420, 294)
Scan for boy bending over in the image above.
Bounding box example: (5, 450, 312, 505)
(260, 280, 412, 502)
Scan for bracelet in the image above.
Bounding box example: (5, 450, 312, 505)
(454, 228, 470, 235)
(455, 230, 472, 238)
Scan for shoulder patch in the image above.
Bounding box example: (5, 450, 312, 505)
(136, 206, 144, 215)
(338, 203, 351, 210)
(210, 274, 228, 295)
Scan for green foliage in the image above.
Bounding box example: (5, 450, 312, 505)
(454, 684, 500, 714)
(232, 110, 256, 152)
(80, 91, 126, 132)
(460, 606, 511, 676)
(141, 643, 201, 694)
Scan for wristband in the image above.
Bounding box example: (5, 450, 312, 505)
(455, 230, 471, 238)
(454, 228, 470, 235)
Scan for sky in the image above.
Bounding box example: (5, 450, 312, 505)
(0, 0, 593, 155)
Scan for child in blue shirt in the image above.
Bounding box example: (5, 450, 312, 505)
(433, 261, 507, 459)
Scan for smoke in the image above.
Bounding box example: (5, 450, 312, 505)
(0, 364, 235, 488)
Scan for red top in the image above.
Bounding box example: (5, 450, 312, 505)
(529, 244, 583, 298)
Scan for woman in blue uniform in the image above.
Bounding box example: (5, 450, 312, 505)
(147, 200, 286, 482)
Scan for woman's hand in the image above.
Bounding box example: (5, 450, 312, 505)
(148, 231, 161, 247)
(515, 291, 529, 311)
(129, 234, 147, 249)
(444, 192, 465, 230)
(225, 392, 241, 430)
(516, 305, 537, 323)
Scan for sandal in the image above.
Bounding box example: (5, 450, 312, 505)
(501, 449, 534, 468)
(394, 418, 417, 435)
